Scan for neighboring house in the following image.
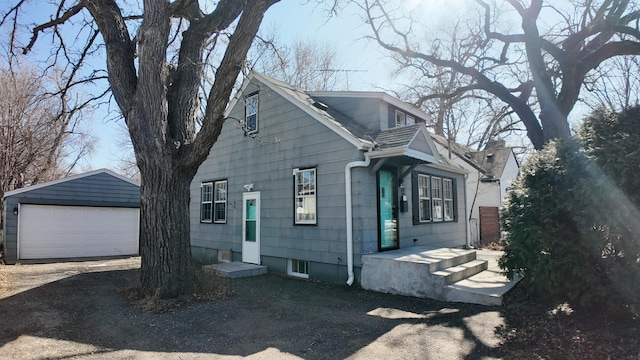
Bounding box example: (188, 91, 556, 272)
(2, 169, 140, 264)
(190, 71, 470, 285)
(431, 135, 519, 245)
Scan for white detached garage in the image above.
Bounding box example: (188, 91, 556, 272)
(2, 169, 140, 264)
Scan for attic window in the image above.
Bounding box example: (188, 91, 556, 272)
(486, 153, 494, 162)
(244, 93, 258, 134)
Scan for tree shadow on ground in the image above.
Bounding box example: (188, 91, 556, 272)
(0, 265, 509, 359)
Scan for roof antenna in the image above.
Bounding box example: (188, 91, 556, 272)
(315, 69, 367, 90)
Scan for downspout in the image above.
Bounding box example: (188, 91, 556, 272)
(345, 151, 371, 286)
(463, 172, 471, 249)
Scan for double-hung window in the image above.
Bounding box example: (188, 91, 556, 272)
(418, 174, 431, 221)
(431, 176, 443, 221)
(245, 93, 258, 134)
(413, 172, 456, 224)
(294, 167, 317, 224)
(443, 179, 454, 221)
(201, 180, 226, 223)
(201, 182, 213, 223)
(214, 180, 227, 223)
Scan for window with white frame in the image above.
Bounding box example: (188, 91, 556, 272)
(431, 176, 443, 221)
(395, 110, 416, 127)
(418, 174, 431, 221)
(294, 167, 316, 224)
(201, 182, 213, 222)
(245, 93, 258, 134)
(288, 259, 309, 278)
(443, 178, 454, 221)
(214, 180, 227, 223)
(413, 172, 456, 224)
(395, 110, 406, 127)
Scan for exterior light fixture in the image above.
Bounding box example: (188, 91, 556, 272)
(13, 206, 18, 215)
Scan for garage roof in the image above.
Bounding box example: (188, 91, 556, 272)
(3, 169, 139, 199)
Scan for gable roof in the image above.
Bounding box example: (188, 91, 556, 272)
(308, 91, 433, 122)
(228, 71, 465, 174)
(369, 123, 439, 163)
(468, 147, 515, 179)
(430, 133, 516, 178)
(3, 169, 139, 199)
(228, 72, 375, 150)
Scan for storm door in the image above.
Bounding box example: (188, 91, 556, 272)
(242, 192, 261, 264)
(378, 169, 399, 250)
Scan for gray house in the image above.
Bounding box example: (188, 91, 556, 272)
(190, 72, 469, 285)
(2, 169, 140, 264)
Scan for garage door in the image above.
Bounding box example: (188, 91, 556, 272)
(18, 204, 139, 260)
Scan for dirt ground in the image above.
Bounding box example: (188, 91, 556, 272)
(0, 257, 510, 360)
(0, 258, 638, 360)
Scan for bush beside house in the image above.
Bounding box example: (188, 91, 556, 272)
(499, 106, 640, 315)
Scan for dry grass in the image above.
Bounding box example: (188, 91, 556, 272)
(0, 270, 11, 298)
(500, 282, 640, 359)
(123, 269, 235, 312)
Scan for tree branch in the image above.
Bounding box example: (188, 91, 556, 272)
(22, 3, 84, 54)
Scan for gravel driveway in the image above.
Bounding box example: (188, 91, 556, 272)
(0, 257, 506, 359)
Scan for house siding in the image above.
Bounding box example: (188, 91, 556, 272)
(310, 95, 386, 132)
(191, 80, 365, 270)
(500, 152, 519, 200)
(2, 171, 140, 264)
(191, 76, 468, 284)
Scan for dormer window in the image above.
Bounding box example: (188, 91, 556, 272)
(244, 93, 258, 134)
(395, 110, 415, 127)
(395, 110, 406, 127)
(406, 114, 415, 125)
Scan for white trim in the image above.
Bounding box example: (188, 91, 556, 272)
(287, 259, 310, 279)
(233, 72, 374, 151)
(242, 191, 261, 264)
(309, 90, 433, 122)
(200, 181, 213, 223)
(345, 152, 372, 286)
(3, 169, 139, 199)
(213, 180, 227, 224)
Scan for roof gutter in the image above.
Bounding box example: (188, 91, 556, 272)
(344, 150, 372, 286)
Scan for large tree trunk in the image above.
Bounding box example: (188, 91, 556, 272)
(539, 104, 572, 144)
(138, 160, 197, 298)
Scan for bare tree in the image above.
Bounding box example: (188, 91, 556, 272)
(0, 64, 95, 230)
(251, 37, 344, 91)
(360, 0, 640, 150)
(3, 0, 279, 298)
(584, 55, 640, 111)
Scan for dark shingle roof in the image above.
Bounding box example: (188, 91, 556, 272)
(430, 133, 514, 178)
(370, 123, 423, 150)
(468, 147, 514, 178)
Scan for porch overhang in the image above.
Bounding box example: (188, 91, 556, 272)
(367, 147, 468, 176)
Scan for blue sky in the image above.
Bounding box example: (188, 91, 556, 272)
(86, 1, 394, 171)
(81, 1, 464, 171)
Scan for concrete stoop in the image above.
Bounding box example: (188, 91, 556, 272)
(202, 261, 267, 278)
(360, 247, 519, 306)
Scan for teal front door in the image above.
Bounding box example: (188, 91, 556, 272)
(378, 169, 399, 250)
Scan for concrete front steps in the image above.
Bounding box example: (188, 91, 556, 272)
(202, 261, 267, 278)
(360, 247, 519, 306)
